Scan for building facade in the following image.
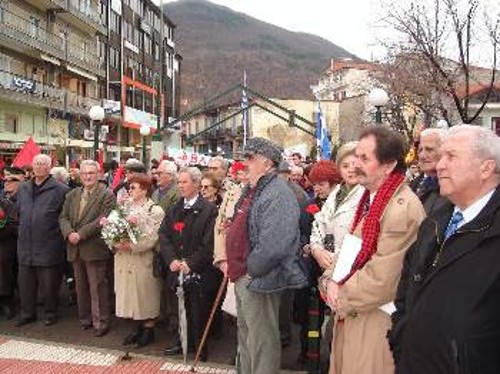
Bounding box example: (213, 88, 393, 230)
(0, 0, 181, 165)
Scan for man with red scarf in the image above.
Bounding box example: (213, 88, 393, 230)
(320, 126, 425, 374)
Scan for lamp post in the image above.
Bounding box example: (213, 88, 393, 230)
(368, 88, 389, 124)
(89, 105, 105, 161)
(140, 125, 151, 167)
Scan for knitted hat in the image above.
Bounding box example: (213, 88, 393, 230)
(243, 137, 283, 166)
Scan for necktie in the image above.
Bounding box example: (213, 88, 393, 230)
(79, 190, 90, 218)
(444, 211, 464, 240)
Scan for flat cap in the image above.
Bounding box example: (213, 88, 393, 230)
(244, 137, 283, 166)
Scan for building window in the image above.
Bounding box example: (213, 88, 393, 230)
(153, 42, 160, 60)
(109, 47, 120, 70)
(29, 16, 40, 38)
(144, 34, 152, 55)
(4, 114, 18, 133)
(110, 11, 121, 34)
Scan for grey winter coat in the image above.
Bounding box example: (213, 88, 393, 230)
(239, 172, 309, 293)
(17, 176, 69, 266)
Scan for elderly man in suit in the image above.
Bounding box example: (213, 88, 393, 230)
(321, 126, 425, 374)
(391, 125, 500, 373)
(16, 154, 69, 327)
(59, 160, 116, 337)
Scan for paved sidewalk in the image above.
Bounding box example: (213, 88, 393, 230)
(0, 336, 235, 373)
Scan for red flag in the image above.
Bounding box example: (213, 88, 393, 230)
(12, 137, 41, 168)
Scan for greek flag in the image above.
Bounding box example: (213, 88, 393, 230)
(241, 71, 249, 147)
(316, 101, 331, 160)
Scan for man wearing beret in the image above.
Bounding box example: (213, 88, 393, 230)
(0, 167, 25, 318)
(222, 137, 309, 374)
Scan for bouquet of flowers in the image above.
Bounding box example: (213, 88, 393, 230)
(99, 205, 142, 248)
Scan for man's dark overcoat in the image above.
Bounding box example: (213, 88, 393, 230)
(16, 176, 69, 266)
(390, 185, 500, 374)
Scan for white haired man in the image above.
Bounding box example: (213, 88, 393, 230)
(15, 154, 69, 327)
(410, 128, 448, 215)
(159, 167, 219, 361)
(59, 160, 116, 337)
(391, 125, 500, 373)
(152, 160, 179, 213)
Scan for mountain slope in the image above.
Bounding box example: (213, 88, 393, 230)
(164, 0, 357, 111)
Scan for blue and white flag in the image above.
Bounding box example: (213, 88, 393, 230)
(241, 71, 249, 147)
(316, 101, 331, 160)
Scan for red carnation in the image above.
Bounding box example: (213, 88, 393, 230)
(173, 221, 185, 232)
(0, 208, 5, 221)
(306, 204, 320, 215)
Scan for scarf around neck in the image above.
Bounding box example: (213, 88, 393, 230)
(338, 171, 405, 285)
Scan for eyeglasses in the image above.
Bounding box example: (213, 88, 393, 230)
(200, 184, 213, 189)
(129, 186, 140, 191)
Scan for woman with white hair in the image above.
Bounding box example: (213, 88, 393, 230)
(50, 166, 69, 185)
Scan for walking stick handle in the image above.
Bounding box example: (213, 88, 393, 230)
(191, 275, 229, 371)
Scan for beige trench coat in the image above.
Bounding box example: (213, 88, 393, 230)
(114, 199, 165, 320)
(324, 184, 425, 374)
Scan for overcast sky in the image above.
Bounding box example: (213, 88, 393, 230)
(158, 0, 380, 60)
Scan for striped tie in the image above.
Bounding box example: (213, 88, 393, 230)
(444, 211, 464, 240)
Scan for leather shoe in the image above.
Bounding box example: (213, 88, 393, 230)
(94, 327, 109, 337)
(15, 316, 36, 327)
(163, 343, 182, 356)
(44, 316, 57, 326)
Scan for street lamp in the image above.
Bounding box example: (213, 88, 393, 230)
(368, 88, 389, 124)
(140, 125, 151, 167)
(89, 105, 105, 161)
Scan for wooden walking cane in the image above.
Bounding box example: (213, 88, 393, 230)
(190, 275, 229, 372)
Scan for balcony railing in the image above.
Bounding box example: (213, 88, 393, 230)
(0, 6, 65, 60)
(0, 70, 100, 115)
(0, 5, 104, 77)
(68, 0, 104, 27)
(67, 44, 104, 76)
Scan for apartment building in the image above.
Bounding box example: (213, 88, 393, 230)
(0, 0, 105, 163)
(0, 0, 181, 164)
(104, 0, 181, 160)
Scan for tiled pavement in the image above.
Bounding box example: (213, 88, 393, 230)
(0, 336, 236, 373)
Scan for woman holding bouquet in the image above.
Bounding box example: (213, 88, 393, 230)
(113, 174, 165, 348)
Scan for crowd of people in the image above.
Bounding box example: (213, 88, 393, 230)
(0, 123, 499, 374)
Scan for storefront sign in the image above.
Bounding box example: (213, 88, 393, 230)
(124, 106, 158, 129)
(12, 76, 36, 93)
